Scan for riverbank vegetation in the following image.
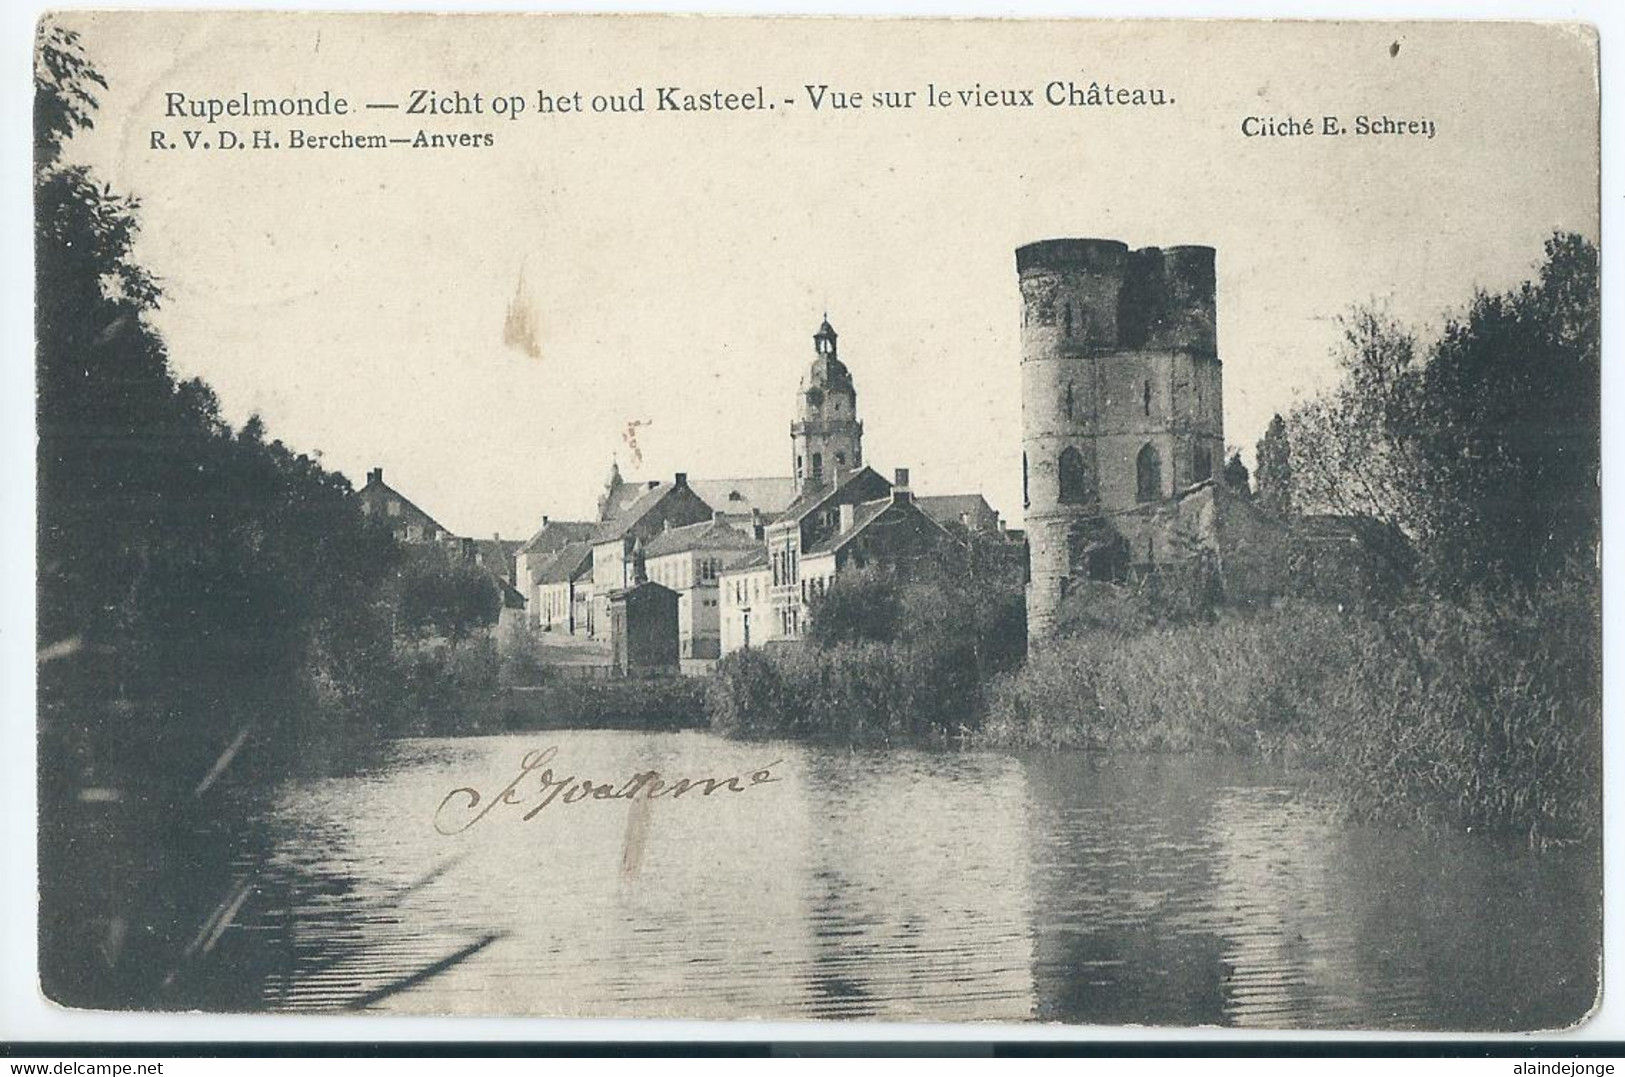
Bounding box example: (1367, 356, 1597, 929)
(706, 539, 1027, 743)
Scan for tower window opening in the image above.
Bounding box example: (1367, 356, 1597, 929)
(1143, 379, 1152, 416)
(1193, 445, 1213, 481)
(812, 452, 823, 480)
(1136, 443, 1162, 503)
(836, 451, 846, 468)
(1064, 381, 1075, 420)
(1058, 446, 1090, 504)
(1022, 452, 1029, 509)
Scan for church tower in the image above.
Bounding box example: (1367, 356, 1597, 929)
(791, 317, 864, 487)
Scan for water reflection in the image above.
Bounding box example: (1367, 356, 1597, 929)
(226, 732, 1596, 1028)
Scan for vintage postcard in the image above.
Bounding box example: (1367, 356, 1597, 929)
(32, 12, 1600, 1029)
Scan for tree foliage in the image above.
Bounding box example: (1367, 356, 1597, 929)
(1222, 450, 1251, 496)
(1254, 413, 1294, 517)
(1283, 236, 1599, 594)
(392, 553, 503, 641)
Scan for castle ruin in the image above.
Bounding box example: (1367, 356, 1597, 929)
(1017, 238, 1224, 643)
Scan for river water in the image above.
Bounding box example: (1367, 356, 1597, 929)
(228, 731, 1598, 1028)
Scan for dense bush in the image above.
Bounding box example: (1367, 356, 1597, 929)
(707, 641, 972, 744)
(707, 536, 1027, 744)
(979, 565, 1600, 841)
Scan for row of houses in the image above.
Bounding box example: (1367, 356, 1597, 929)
(514, 461, 1011, 660)
(358, 319, 1017, 666)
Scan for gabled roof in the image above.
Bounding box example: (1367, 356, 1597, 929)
(534, 541, 594, 585)
(642, 519, 759, 559)
(916, 494, 995, 527)
(777, 466, 890, 524)
(687, 477, 800, 518)
(720, 547, 770, 573)
(358, 474, 452, 537)
(804, 498, 893, 556)
(804, 495, 956, 557)
(519, 519, 598, 556)
(592, 482, 674, 543)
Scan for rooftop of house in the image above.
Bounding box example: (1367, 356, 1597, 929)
(916, 493, 996, 528)
(720, 546, 770, 573)
(802, 494, 951, 557)
(357, 467, 452, 537)
(591, 480, 675, 543)
(687, 477, 800, 519)
(777, 465, 891, 524)
(518, 518, 598, 556)
(533, 540, 595, 585)
(642, 518, 760, 559)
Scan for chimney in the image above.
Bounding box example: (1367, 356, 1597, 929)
(541, 515, 550, 528)
(960, 512, 972, 530)
(713, 510, 727, 522)
(892, 467, 912, 504)
(674, 472, 688, 488)
(647, 480, 660, 489)
(460, 536, 474, 560)
(839, 503, 856, 533)
(750, 508, 764, 540)
(366, 467, 383, 486)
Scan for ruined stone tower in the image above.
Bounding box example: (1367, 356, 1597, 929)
(791, 317, 864, 486)
(1017, 239, 1223, 644)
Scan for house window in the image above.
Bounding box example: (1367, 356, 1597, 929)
(1136, 443, 1162, 502)
(1058, 447, 1089, 504)
(835, 451, 846, 468)
(388, 500, 401, 517)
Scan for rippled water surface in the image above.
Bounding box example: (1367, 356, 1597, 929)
(232, 732, 1598, 1027)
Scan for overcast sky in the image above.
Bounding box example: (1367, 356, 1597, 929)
(56, 13, 1599, 537)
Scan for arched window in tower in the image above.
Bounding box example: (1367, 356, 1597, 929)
(1022, 452, 1029, 509)
(1136, 443, 1162, 503)
(1058, 446, 1090, 504)
(1143, 379, 1152, 417)
(811, 452, 823, 481)
(1064, 381, 1075, 420)
(1193, 444, 1213, 481)
(795, 455, 804, 481)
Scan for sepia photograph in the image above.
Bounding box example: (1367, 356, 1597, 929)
(26, 11, 1603, 1033)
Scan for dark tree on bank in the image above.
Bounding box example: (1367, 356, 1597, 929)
(393, 554, 503, 642)
(36, 22, 401, 1009)
(1254, 413, 1293, 517)
(1417, 233, 1600, 590)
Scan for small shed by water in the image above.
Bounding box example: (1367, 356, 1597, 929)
(606, 580, 679, 675)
